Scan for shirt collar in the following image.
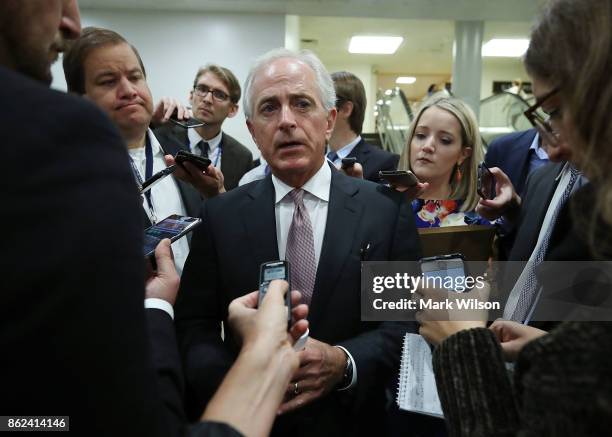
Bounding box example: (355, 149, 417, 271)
(188, 128, 223, 151)
(529, 132, 549, 160)
(272, 160, 331, 204)
(335, 135, 362, 159)
(147, 128, 164, 156)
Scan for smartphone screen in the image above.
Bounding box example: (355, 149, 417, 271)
(420, 255, 467, 293)
(143, 214, 201, 257)
(258, 261, 291, 324)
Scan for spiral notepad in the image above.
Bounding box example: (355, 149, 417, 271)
(396, 333, 444, 418)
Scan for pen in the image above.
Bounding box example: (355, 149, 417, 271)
(360, 242, 371, 261)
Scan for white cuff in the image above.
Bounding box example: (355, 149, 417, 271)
(335, 345, 357, 390)
(144, 298, 174, 320)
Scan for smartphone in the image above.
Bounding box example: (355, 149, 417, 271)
(140, 165, 177, 193)
(341, 157, 357, 169)
(477, 162, 496, 200)
(143, 214, 202, 257)
(169, 109, 205, 129)
(379, 170, 419, 187)
(175, 150, 212, 172)
(419, 253, 467, 293)
(258, 260, 292, 325)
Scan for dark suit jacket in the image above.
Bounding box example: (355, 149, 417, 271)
(0, 66, 239, 437)
(176, 165, 421, 436)
(154, 125, 254, 190)
(346, 138, 399, 182)
(485, 128, 537, 196)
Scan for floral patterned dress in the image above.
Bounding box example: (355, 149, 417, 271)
(411, 199, 490, 228)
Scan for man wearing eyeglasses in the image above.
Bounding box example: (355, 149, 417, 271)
(157, 65, 254, 190)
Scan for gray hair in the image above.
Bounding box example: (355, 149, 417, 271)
(242, 48, 336, 118)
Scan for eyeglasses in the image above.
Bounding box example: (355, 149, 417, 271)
(523, 86, 561, 134)
(193, 85, 230, 102)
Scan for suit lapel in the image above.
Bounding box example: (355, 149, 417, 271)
(241, 176, 279, 263)
(310, 169, 362, 324)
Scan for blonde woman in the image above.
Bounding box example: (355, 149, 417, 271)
(398, 95, 487, 227)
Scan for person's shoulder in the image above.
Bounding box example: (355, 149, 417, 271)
(334, 169, 403, 205)
(206, 175, 269, 211)
(489, 128, 536, 150)
(222, 132, 252, 156)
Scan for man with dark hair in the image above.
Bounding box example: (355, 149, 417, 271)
(327, 71, 399, 182)
(63, 26, 205, 275)
(156, 64, 253, 190)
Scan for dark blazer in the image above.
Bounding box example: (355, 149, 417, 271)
(0, 66, 239, 437)
(507, 162, 566, 262)
(346, 138, 399, 182)
(484, 128, 538, 196)
(176, 165, 421, 436)
(154, 125, 254, 190)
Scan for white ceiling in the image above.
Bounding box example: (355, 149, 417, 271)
(79, 0, 543, 21)
(77, 0, 535, 86)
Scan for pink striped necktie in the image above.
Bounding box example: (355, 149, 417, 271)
(285, 188, 317, 305)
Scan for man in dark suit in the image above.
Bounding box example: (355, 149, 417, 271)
(176, 48, 420, 437)
(155, 64, 253, 190)
(327, 71, 399, 182)
(0, 2, 189, 434)
(484, 128, 549, 259)
(63, 27, 203, 274)
(484, 128, 548, 197)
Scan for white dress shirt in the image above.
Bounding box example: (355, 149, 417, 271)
(272, 161, 331, 265)
(271, 161, 357, 389)
(188, 129, 223, 168)
(327, 135, 362, 167)
(128, 129, 190, 276)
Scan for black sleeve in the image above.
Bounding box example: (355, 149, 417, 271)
(432, 328, 519, 437)
(188, 421, 245, 437)
(0, 84, 186, 436)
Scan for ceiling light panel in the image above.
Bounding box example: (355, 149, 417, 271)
(349, 36, 403, 54)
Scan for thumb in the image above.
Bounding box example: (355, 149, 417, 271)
(154, 239, 176, 276)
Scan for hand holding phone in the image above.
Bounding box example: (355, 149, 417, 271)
(175, 150, 212, 172)
(341, 157, 357, 169)
(169, 109, 205, 129)
(379, 170, 419, 187)
(419, 253, 468, 293)
(258, 261, 292, 326)
(143, 214, 201, 257)
(477, 162, 496, 200)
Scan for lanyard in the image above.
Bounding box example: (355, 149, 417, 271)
(129, 135, 157, 223)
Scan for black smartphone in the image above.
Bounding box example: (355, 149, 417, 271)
(258, 260, 292, 325)
(175, 150, 211, 172)
(419, 253, 467, 293)
(477, 162, 496, 200)
(143, 214, 201, 257)
(379, 170, 419, 187)
(169, 109, 205, 129)
(341, 157, 357, 169)
(140, 165, 177, 193)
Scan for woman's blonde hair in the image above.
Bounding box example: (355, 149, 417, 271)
(398, 95, 483, 211)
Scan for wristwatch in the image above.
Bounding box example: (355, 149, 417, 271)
(338, 352, 354, 390)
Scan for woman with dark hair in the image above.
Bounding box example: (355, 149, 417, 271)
(417, 1, 612, 436)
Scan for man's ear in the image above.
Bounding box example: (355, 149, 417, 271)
(340, 101, 353, 119)
(227, 103, 239, 119)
